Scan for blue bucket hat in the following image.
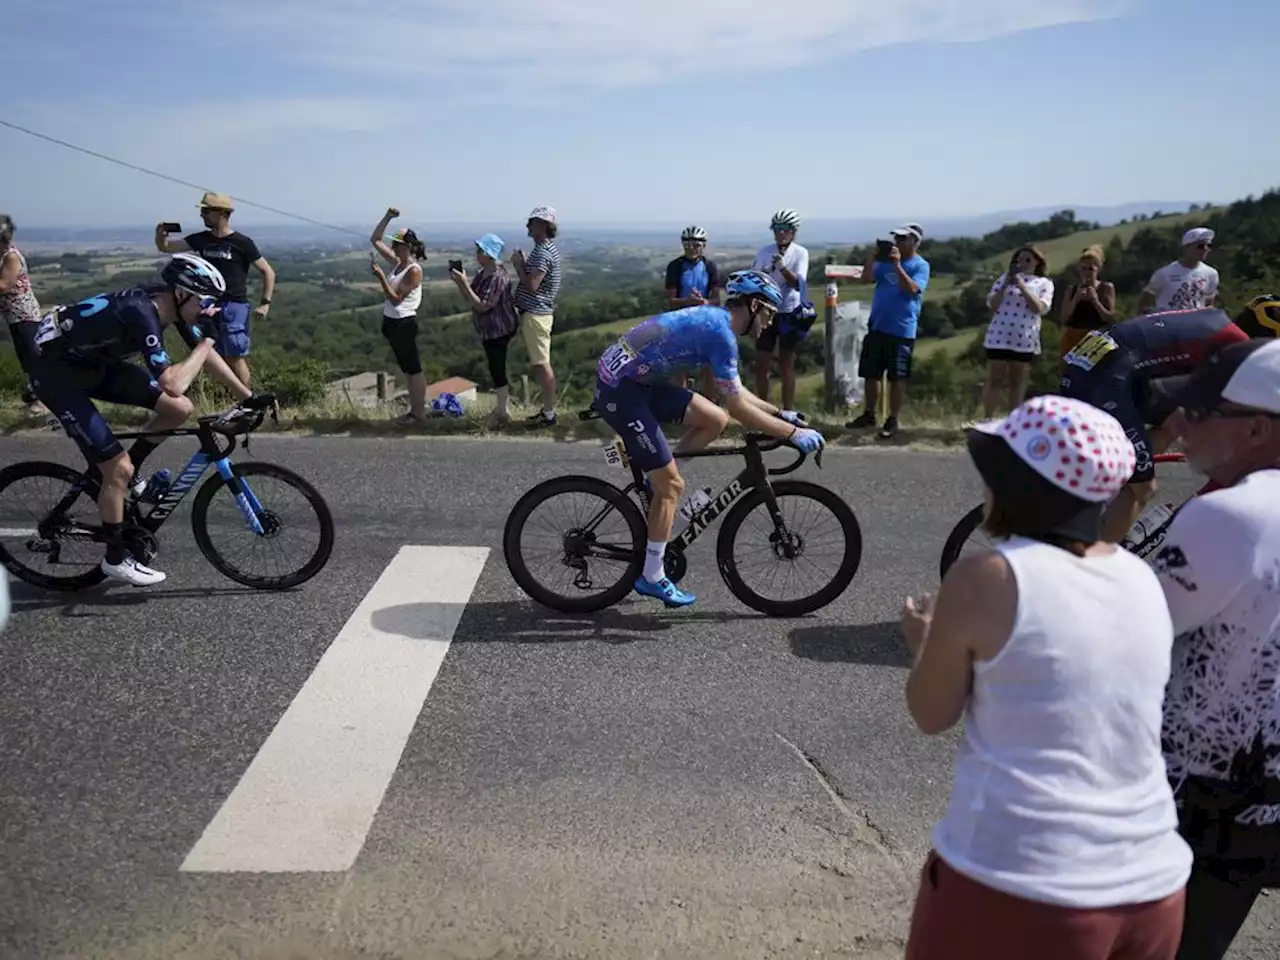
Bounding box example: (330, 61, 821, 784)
(476, 233, 505, 259)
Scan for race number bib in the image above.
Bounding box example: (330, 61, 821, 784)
(33, 311, 63, 346)
(599, 338, 638, 378)
(602, 436, 630, 469)
(1065, 330, 1119, 371)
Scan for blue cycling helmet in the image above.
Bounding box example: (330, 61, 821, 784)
(724, 269, 784, 309)
(161, 252, 227, 299)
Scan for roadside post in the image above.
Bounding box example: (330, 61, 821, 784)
(822, 260, 864, 411)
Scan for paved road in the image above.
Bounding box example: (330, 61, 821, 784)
(0, 434, 1274, 959)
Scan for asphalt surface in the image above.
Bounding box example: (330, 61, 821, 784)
(0, 433, 1275, 959)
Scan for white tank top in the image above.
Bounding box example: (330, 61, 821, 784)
(383, 261, 422, 319)
(932, 536, 1192, 908)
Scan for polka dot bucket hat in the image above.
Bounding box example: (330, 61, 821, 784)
(969, 395, 1136, 503)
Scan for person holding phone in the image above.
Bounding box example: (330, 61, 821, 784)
(154, 192, 275, 389)
(1057, 245, 1115, 371)
(370, 207, 428, 424)
(847, 224, 931, 439)
(449, 233, 520, 425)
(981, 245, 1054, 418)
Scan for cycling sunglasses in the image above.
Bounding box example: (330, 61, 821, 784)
(1183, 403, 1280, 424)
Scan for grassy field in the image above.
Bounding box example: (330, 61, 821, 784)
(981, 208, 1221, 272)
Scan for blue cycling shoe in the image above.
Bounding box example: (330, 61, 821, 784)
(634, 576, 696, 608)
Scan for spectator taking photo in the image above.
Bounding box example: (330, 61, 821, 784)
(155, 192, 276, 389)
(847, 224, 930, 439)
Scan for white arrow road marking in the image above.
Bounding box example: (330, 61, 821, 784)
(180, 544, 490, 872)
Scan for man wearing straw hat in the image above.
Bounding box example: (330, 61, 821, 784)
(155, 191, 275, 389)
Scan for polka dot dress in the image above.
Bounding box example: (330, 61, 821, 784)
(983, 273, 1056, 355)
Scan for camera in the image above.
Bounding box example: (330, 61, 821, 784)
(448, 259, 464, 273)
(875, 239, 895, 261)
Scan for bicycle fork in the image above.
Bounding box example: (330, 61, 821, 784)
(214, 459, 267, 535)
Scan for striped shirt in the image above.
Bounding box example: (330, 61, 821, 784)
(512, 240, 562, 315)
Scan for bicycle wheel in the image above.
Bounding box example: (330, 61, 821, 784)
(939, 504, 986, 581)
(716, 480, 862, 617)
(0, 461, 107, 591)
(190, 462, 335, 589)
(504, 474, 646, 613)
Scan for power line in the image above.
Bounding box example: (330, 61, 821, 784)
(0, 117, 365, 237)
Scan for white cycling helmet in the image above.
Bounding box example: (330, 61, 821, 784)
(681, 225, 708, 243)
(161, 252, 226, 299)
(770, 209, 801, 231)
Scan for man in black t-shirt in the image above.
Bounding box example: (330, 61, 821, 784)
(154, 191, 276, 387)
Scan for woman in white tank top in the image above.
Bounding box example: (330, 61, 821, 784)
(900, 395, 1192, 960)
(370, 207, 427, 423)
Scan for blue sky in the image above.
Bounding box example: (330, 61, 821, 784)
(4, 0, 1278, 230)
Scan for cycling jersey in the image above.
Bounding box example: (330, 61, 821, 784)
(1061, 308, 1249, 483)
(28, 285, 204, 465)
(34, 284, 186, 377)
(594, 305, 743, 472)
(597, 305, 741, 393)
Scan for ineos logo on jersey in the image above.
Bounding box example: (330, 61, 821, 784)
(145, 334, 160, 348)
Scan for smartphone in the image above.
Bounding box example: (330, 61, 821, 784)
(448, 259, 464, 273)
(162, 222, 181, 234)
(875, 239, 894, 261)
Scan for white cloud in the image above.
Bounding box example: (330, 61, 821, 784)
(216, 0, 1134, 92)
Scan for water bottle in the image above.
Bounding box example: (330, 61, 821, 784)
(679, 487, 714, 521)
(1122, 501, 1175, 555)
(141, 469, 173, 503)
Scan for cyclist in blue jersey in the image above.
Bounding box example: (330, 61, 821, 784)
(27, 253, 254, 586)
(595, 269, 826, 608)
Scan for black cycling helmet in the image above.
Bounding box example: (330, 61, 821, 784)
(1236, 294, 1280, 339)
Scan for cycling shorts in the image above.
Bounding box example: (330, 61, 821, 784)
(594, 376, 694, 472)
(1059, 343, 1169, 485)
(29, 354, 164, 464)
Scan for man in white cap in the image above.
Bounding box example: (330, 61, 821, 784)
(1145, 337, 1280, 959)
(512, 205, 563, 427)
(1137, 226, 1220, 314)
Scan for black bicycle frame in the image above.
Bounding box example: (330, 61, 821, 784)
(582, 433, 809, 564)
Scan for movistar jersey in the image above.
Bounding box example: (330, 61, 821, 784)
(35, 284, 199, 378)
(597, 305, 741, 392)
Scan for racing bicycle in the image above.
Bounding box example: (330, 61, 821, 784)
(0, 394, 335, 592)
(938, 451, 1199, 579)
(503, 406, 863, 617)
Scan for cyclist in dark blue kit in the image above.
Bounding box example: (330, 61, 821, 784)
(1060, 297, 1280, 543)
(595, 269, 826, 608)
(27, 253, 254, 586)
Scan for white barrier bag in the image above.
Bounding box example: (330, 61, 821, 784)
(831, 301, 871, 406)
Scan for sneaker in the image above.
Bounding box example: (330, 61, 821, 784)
(100, 556, 167, 587)
(634, 576, 696, 608)
(845, 411, 876, 429)
(525, 410, 557, 428)
(878, 416, 899, 439)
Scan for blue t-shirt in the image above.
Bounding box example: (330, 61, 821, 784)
(597, 304, 741, 393)
(869, 255, 930, 339)
(664, 256, 721, 300)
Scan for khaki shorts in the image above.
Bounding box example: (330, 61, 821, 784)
(519, 311, 554, 367)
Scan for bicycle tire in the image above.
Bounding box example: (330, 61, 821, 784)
(503, 474, 646, 613)
(190, 462, 335, 590)
(716, 480, 862, 617)
(0, 460, 107, 591)
(939, 504, 985, 581)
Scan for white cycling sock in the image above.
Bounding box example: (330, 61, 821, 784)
(643, 540, 666, 583)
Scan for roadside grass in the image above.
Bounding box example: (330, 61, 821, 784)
(0, 387, 978, 450)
